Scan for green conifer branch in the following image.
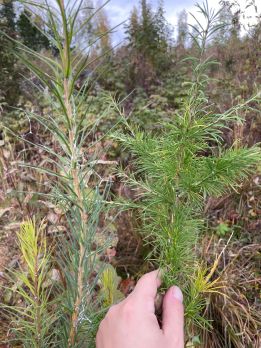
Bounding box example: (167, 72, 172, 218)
(114, 0, 261, 335)
(1, 220, 55, 347)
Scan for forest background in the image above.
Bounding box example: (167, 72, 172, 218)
(0, 0, 260, 347)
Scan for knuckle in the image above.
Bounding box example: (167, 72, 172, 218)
(138, 272, 149, 284)
(166, 336, 184, 348)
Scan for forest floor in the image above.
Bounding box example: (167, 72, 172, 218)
(0, 117, 260, 347)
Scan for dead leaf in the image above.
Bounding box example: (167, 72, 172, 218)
(2, 149, 10, 159)
(4, 222, 21, 231)
(106, 247, 116, 262)
(51, 268, 61, 282)
(47, 225, 67, 234)
(46, 211, 59, 224)
(0, 207, 12, 219)
(119, 278, 135, 296)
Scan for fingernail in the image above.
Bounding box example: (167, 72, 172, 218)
(172, 286, 183, 303)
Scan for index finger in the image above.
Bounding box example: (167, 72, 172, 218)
(129, 270, 161, 312)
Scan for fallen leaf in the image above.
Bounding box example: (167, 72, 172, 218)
(4, 222, 21, 231)
(0, 207, 12, 219)
(46, 211, 59, 224)
(119, 278, 135, 296)
(106, 247, 116, 262)
(47, 225, 67, 234)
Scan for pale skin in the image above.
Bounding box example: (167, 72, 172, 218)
(96, 270, 184, 348)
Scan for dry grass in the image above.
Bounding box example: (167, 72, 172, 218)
(200, 236, 261, 348)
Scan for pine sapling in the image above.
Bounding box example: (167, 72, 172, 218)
(2, 219, 55, 347)
(2, 0, 118, 347)
(113, 0, 261, 336)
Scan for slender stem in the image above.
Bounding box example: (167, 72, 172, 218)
(58, 3, 89, 345)
(34, 238, 41, 348)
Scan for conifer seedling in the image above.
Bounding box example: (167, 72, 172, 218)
(113, 0, 261, 335)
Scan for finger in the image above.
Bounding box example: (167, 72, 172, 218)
(162, 286, 184, 343)
(133, 270, 161, 298)
(130, 270, 161, 311)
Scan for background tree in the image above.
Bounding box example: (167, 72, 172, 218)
(125, 0, 172, 91)
(95, 6, 112, 54)
(0, 0, 20, 106)
(16, 10, 50, 51)
(74, 0, 96, 49)
(213, 2, 233, 45)
(176, 10, 188, 50)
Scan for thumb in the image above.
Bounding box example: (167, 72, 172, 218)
(162, 286, 184, 344)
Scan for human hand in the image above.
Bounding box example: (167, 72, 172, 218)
(96, 270, 184, 348)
